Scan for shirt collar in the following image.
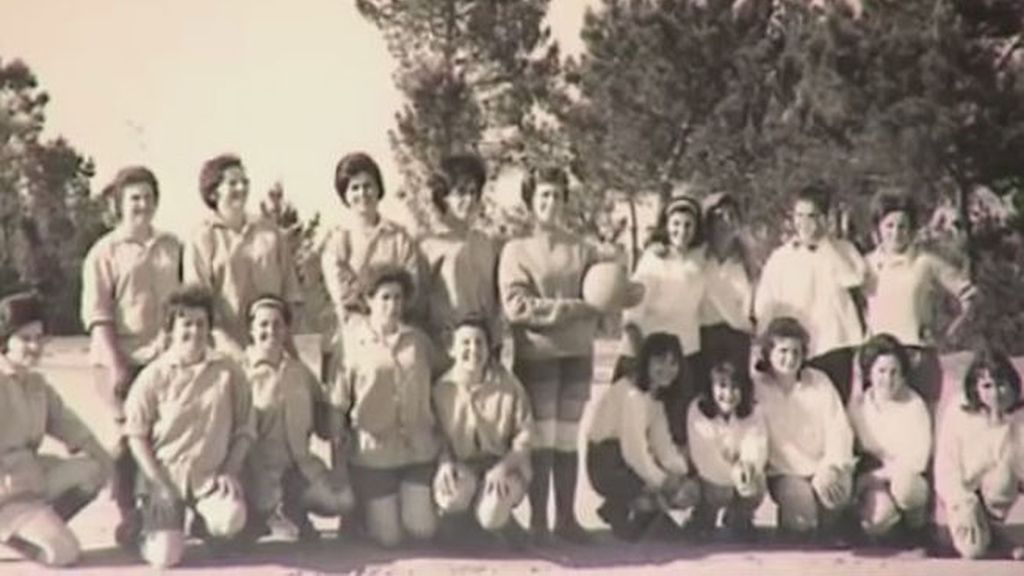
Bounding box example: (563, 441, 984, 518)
(871, 246, 918, 269)
(245, 346, 287, 370)
(206, 212, 255, 235)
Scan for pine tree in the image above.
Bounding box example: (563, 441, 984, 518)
(356, 0, 560, 235)
(0, 57, 106, 333)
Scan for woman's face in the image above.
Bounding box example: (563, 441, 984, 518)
(443, 177, 480, 223)
(769, 337, 804, 376)
(451, 324, 489, 375)
(214, 165, 249, 222)
(250, 305, 287, 353)
(120, 182, 157, 229)
(346, 172, 381, 219)
(171, 307, 209, 363)
(531, 182, 564, 225)
(648, 352, 680, 391)
(976, 369, 1016, 416)
(368, 282, 405, 328)
(711, 368, 741, 416)
(5, 321, 45, 368)
(877, 210, 913, 254)
(667, 209, 698, 250)
(709, 204, 738, 242)
(869, 353, 906, 401)
(792, 199, 825, 244)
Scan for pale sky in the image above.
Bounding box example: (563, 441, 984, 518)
(0, 0, 592, 235)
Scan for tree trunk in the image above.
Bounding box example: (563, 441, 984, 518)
(627, 194, 640, 272)
(957, 183, 977, 280)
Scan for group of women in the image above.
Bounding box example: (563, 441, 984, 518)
(0, 148, 1022, 569)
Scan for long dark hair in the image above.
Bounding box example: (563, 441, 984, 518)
(631, 332, 685, 403)
(698, 359, 755, 419)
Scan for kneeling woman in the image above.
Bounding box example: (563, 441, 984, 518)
(848, 334, 932, 543)
(432, 316, 533, 547)
(754, 317, 855, 543)
(936, 348, 1024, 560)
(0, 292, 113, 567)
(336, 265, 442, 547)
(687, 359, 768, 540)
(586, 333, 700, 541)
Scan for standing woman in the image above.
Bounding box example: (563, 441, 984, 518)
(419, 153, 503, 356)
(620, 188, 749, 443)
(699, 192, 757, 373)
(863, 189, 976, 408)
(80, 166, 181, 548)
(183, 154, 302, 357)
(754, 183, 868, 404)
(498, 166, 600, 544)
(320, 152, 425, 380)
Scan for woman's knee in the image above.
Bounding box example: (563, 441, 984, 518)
(859, 487, 900, 537)
(365, 496, 403, 548)
(890, 473, 930, 512)
(141, 530, 185, 568)
(771, 476, 819, 533)
(400, 482, 438, 541)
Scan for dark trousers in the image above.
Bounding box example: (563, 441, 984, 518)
(808, 347, 856, 405)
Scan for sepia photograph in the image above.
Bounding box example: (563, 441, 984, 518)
(0, 0, 1023, 574)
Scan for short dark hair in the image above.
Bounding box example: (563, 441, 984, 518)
(334, 152, 384, 206)
(199, 154, 244, 210)
(858, 333, 912, 392)
(246, 293, 293, 328)
(962, 346, 1023, 414)
(520, 166, 569, 209)
(109, 166, 159, 219)
(429, 153, 487, 214)
(360, 264, 414, 302)
(163, 285, 215, 333)
(870, 188, 918, 231)
(755, 316, 810, 375)
(451, 312, 493, 350)
(793, 182, 832, 215)
(698, 359, 755, 419)
(631, 332, 685, 403)
(0, 291, 43, 352)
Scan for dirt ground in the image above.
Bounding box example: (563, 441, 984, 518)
(1, 336, 1021, 575)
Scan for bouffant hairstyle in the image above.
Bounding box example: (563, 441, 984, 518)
(162, 285, 215, 333)
(858, 333, 913, 392)
(334, 152, 384, 206)
(962, 346, 1023, 414)
(0, 291, 43, 352)
(109, 165, 160, 219)
(429, 153, 487, 214)
(754, 316, 810, 376)
(360, 264, 414, 302)
(198, 154, 244, 210)
(520, 166, 569, 209)
(870, 188, 919, 232)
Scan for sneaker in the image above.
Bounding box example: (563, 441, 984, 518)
(554, 519, 592, 545)
(266, 509, 300, 540)
(529, 523, 555, 547)
(496, 520, 531, 552)
(114, 511, 143, 552)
